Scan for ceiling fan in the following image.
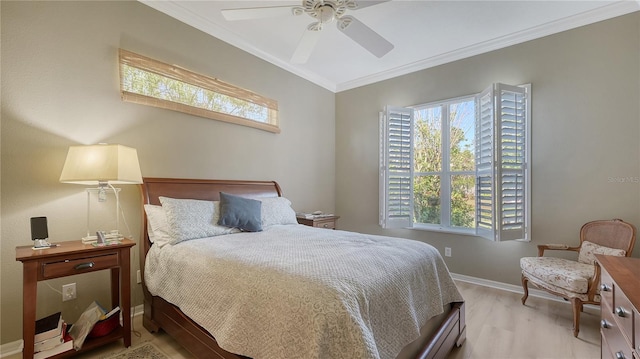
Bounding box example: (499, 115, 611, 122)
(221, 0, 394, 64)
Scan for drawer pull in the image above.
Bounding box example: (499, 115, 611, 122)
(74, 262, 95, 270)
(600, 319, 611, 329)
(615, 351, 625, 359)
(615, 306, 627, 317)
(600, 284, 611, 292)
(323, 224, 329, 228)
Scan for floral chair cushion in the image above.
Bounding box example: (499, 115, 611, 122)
(520, 256, 595, 294)
(577, 241, 626, 265)
(523, 270, 601, 303)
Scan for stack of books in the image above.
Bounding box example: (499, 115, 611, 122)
(34, 312, 73, 359)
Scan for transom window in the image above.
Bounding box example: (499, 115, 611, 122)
(119, 49, 279, 133)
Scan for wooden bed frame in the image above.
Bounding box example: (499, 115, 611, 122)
(139, 177, 466, 359)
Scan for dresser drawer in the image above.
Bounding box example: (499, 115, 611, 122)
(614, 285, 635, 344)
(41, 253, 119, 279)
(635, 308, 639, 353)
(600, 269, 614, 308)
(602, 335, 611, 359)
(602, 307, 634, 359)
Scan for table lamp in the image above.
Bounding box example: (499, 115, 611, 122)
(59, 144, 142, 243)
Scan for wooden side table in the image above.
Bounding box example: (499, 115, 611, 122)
(16, 239, 135, 359)
(297, 215, 340, 229)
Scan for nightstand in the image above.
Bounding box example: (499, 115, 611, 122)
(297, 216, 340, 229)
(16, 239, 135, 359)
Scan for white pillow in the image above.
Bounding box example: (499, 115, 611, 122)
(143, 204, 173, 248)
(258, 197, 298, 228)
(159, 197, 238, 244)
(578, 240, 626, 264)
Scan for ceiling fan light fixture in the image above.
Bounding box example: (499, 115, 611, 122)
(318, 5, 336, 24)
(222, 0, 393, 64)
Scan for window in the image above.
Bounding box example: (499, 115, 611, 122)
(380, 83, 530, 241)
(119, 49, 279, 133)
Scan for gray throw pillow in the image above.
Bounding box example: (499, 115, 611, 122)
(218, 192, 262, 232)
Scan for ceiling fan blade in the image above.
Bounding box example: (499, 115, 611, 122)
(221, 6, 294, 21)
(337, 16, 393, 58)
(350, 0, 390, 10)
(291, 28, 322, 64)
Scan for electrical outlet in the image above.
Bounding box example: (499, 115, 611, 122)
(62, 283, 76, 301)
(136, 270, 142, 284)
(444, 247, 452, 257)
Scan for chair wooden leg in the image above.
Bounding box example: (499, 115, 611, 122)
(570, 297, 582, 337)
(521, 274, 529, 305)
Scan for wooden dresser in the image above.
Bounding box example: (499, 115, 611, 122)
(596, 255, 640, 359)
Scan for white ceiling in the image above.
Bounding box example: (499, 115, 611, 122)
(140, 1, 639, 93)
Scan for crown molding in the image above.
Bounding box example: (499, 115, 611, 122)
(139, 0, 338, 92)
(140, 1, 638, 94)
(336, 1, 640, 92)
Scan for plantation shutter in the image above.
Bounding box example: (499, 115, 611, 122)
(475, 87, 494, 239)
(475, 83, 528, 241)
(379, 106, 414, 229)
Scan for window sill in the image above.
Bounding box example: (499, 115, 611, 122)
(409, 224, 478, 237)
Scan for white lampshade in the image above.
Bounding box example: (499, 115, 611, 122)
(59, 144, 143, 185)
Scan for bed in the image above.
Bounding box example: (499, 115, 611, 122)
(139, 177, 466, 359)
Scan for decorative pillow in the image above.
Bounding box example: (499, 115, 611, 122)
(218, 192, 262, 232)
(258, 197, 298, 228)
(578, 240, 626, 264)
(143, 204, 173, 248)
(159, 197, 237, 244)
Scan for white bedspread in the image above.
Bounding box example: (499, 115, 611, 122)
(144, 224, 463, 359)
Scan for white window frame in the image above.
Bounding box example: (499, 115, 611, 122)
(379, 83, 531, 241)
(412, 95, 477, 234)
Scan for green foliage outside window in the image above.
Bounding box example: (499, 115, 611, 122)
(413, 100, 475, 228)
(119, 49, 279, 133)
(121, 65, 269, 122)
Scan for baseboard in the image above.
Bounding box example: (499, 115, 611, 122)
(0, 341, 22, 359)
(451, 272, 600, 314)
(0, 304, 145, 358)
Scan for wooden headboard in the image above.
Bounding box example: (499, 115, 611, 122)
(138, 177, 283, 290)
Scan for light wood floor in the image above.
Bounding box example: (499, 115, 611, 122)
(10, 281, 600, 359)
(449, 281, 600, 359)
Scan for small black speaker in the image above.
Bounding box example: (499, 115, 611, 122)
(30, 217, 49, 241)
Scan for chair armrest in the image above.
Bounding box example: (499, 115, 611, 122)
(537, 244, 581, 257)
(586, 262, 601, 301)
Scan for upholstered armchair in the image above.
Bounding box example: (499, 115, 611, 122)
(520, 219, 636, 337)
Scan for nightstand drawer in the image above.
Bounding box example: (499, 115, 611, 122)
(297, 215, 339, 229)
(313, 219, 336, 229)
(42, 253, 119, 279)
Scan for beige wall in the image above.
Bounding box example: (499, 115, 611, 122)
(2, 0, 639, 349)
(1, 1, 335, 344)
(335, 13, 640, 283)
